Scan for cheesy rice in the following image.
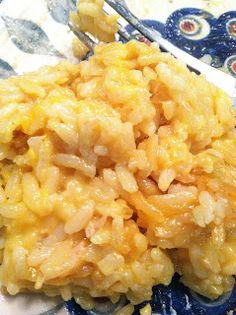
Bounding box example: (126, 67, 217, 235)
(0, 41, 236, 309)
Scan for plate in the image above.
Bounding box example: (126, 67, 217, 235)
(0, 0, 236, 314)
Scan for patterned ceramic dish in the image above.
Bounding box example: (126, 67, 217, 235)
(0, 0, 236, 314)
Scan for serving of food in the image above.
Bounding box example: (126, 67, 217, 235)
(0, 0, 236, 315)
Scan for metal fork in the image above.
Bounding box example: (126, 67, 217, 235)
(68, 0, 236, 106)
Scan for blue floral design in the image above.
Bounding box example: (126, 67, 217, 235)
(224, 54, 236, 77)
(65, 275, 236, 315)
(47, 0, 70, 25)
(211, 11, 236, 55)
(2, 15, 64, 57)
(46, 0, 77, 24)
(165, 8, 217, 58)
(123, 8, 236, 77)
(134, 274, 236, 315)
(208, 11, 236, 74)
(0, 58, 17, 79)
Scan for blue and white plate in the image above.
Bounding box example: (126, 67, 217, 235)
(0, 0, 236, 314)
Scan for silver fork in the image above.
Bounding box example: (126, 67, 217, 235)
(68, 0, 236, 106)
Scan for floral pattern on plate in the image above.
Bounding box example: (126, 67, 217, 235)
(124, 3, 236, 77)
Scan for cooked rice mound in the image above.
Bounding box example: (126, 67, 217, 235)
(0, 41, 236, 308)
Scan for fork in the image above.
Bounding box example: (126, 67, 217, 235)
(68, 0, 236, 106)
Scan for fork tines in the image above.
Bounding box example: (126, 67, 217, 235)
(68, 22, 95, 51)
(104, 0, 236, 99)
(104, 0, 162, 44)
(68, 0, 236, 99)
